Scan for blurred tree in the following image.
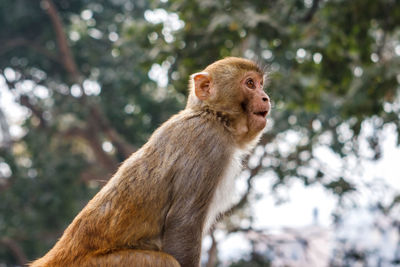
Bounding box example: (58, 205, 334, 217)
(0, 0, 399, 266)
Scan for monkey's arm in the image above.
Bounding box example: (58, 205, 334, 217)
(156, 115, 232, 266)
(161, 162, 225, 266)
(162, 200, 205, 267)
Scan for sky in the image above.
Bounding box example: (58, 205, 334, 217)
(256, 121, 400, 228)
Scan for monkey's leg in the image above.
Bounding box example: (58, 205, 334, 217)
(85, 249, 180, 267)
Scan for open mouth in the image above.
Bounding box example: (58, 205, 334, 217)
(253, 111, 268, 117)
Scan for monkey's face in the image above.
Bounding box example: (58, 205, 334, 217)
(206, 69, 270, 137)
(237, 71, 270, 134)
(189, 57, 270, 140)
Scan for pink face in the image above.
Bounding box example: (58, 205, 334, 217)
(240, 71, 270, 133)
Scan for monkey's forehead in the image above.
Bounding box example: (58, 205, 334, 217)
(205, 57, 264, 76)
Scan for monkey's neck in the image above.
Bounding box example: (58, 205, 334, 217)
(199, 106, 233, 127)
(188, 106, 259, 151)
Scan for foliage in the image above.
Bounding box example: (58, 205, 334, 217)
(0, 0, 399, 265)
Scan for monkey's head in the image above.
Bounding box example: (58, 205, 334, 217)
(187, 57, 270, 143)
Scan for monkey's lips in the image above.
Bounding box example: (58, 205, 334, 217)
(253, 111, 268, 118)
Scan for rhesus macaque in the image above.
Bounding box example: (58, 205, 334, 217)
(30, 57, 270, 267)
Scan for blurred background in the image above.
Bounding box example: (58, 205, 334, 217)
(0, 0, 400, 266)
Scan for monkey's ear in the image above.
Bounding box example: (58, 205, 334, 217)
(192, 72, 212, 101)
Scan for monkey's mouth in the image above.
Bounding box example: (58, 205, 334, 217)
(253, 111, 268, 118)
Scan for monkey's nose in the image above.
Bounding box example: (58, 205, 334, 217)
(260, 90, 269, 102)
(261, 94, 270, 102)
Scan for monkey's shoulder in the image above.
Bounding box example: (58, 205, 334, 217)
(147, 111, 231, 145)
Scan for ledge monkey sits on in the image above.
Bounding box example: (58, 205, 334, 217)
(31, 57, 270, 267)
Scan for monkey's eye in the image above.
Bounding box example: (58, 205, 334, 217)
(246, 78, 255, 89)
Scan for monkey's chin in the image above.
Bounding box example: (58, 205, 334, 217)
(249, 116, 267, 133)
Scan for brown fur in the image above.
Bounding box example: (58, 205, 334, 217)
(30, 57, 270, 267)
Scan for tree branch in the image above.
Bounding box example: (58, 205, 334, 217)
(19, 95, 47, 128)
(226, 163, 263, 216)
(224, 133, 276, 216)
(89, 106, 136, 158)
(42, 0, 136, 160)
(302, 0, 320, 22)
(42, 0, 80, 82)
(0, 179, 12, 192)
(0, 237, 28, 266)
(205, 231, 218, 267)
(1, 72, 47, 129)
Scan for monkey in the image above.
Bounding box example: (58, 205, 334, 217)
(30, 57, 270, 267)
